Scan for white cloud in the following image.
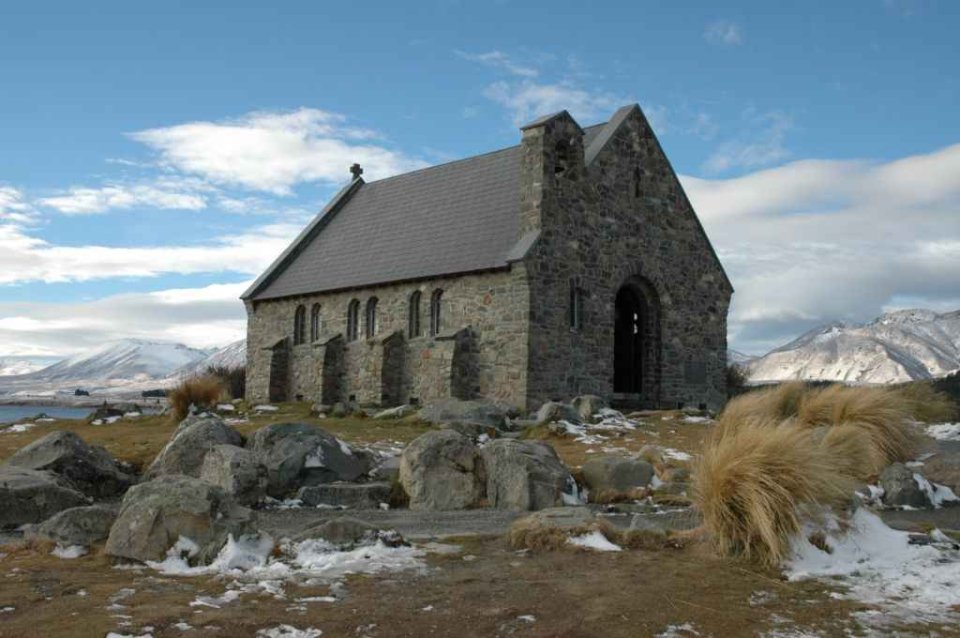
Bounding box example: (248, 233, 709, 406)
(704, 20, 743, 46)
(128, 108, 428, 194)
(39, 183, 207, 214)
(455, 50, 539, 77)
(0, 186, 37, 224)
(0, 219, 301, 285)
(483, 80, 630, 126)
(683, 142, 960, 353)
(0, 281, 249, 357)
(704, 111, 793, 173)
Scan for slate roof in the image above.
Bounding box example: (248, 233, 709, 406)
(244, 124, 606, 301)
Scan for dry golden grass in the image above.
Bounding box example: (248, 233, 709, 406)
(588, 487, 650, 504)
(892, 381, 958, 423)
(693, 421, 855, 566)
(717, 382, 807, 431)
(167, 374, 225, 422)
(507, 516, 685, 552)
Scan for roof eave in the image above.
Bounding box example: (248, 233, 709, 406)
(241, 177, 365, 301)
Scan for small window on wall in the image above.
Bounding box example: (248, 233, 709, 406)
(310, 304, 322, 341)
(634, 167, 643, 198)
(408, 291, 422, 338)
(293, 305, 306, 345)
(555, 139, 572, 176)
(346, 299, 360, 341)
(569, 280, 584, 331)
(365, 297, 378, 339)
(429, 289, 443, 336)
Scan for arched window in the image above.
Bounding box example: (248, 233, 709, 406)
(569, 279, 584, 331)
(365, 297, 378, 339)
(555, 139, 572, 176)
(429, 289, 443, 336)
(310, 304, 322, 341)
(293, 305, 306, 345)
(634, 166, 643, 198)
(346, 299, 360, 342)
(408, 291, 422, 338)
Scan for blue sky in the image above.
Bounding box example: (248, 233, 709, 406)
(1, 0, 959, 359)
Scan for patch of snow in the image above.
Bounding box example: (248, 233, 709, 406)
(661, 448, 692, 462)
(190, 590, 241, 608)
(172, 622, 193, 631)
(255, 627, 322, 638)
(304, 446, 325, 468)
(254, 404, 279, 412)
(517, 615, 536, 623)
(123, 412, 141, 418)
(336, 438, 352, 456)
(913, 473, 959, 507)
(145, 536, 200, 573)
(297, 596, 336, 603)
(0, 606, 14, 613)
(216, 404, 236, 412)
(785, 508, 960, 628)
(52, 544, 87, 559)
(926, 423, 960, 441)
(567, 531, 622, 552)
(656, 623, 701, 637)
(682, 415, 712, 424)
(2, 422, 36, 433)
(421, 605, 434, 611)
(106, 633, 153, 638)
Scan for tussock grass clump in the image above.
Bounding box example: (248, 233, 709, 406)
(206, 364, 246, 401)
(717, 382, 807, 431)
(892, 381, 958, 423)
(693, 422, 855, 566)
(588, 487, 650, 504)
(168, 375, 224, 423)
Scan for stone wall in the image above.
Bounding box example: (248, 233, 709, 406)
(519, 109, 732, 411)
(245, 266, 531, 408)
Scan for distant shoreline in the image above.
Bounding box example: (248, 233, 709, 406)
(0, 395, 167, 409)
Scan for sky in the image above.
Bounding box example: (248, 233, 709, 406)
(1, 0, 959, 361)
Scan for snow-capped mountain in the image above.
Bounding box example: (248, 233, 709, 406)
(0, 359, 48, 377)
(748, 309, 960, 384)
(17, 339, 209, 385)
(728, 350, 757, 367)
(169, 339, 246, 379)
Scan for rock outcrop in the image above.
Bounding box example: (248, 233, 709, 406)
(399, 430, 485, 510)
(480, 439, 572, 510)
(145, 415, 243, 480)
(580, 456, 655, 493)
(0, 467, 89, 527)
(199, 444, 268, 506)
(30, 504, 119, 546)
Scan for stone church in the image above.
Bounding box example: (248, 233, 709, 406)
(243, 104, 732, 411)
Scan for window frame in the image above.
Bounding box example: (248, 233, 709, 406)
(569, 279, 584, 331)
(310, 303, 322, 342)
(293, 304, 307, 345)
(365, 297, 379, 339)
(346, 299, 360, 342)
(408, 290, 422, 338)
(429, 289, 443, 337)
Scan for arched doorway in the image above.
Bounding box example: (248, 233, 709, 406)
(613, 278, 661, 406)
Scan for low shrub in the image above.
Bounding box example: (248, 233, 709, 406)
(206, 365, 246, 401)
(168, 375, 224, 423)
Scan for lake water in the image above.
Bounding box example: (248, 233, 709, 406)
(0, 405, 93, 424)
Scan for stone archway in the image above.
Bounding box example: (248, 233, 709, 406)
(613, 277, 662, 407)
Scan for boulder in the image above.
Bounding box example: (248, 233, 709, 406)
(880, 463, 931, 508)
(293, 517, 377, 546)
(30, 504, 119, 546)
(581, 456, 655, 493)
(534, 401, 582, 426)
(373, 405, 415, 420)
(371, 456, 401, 482)
(199, 445, 268, 506)
(247, 423, 365, 498)
(572, 395, 607, 422)
(105, 475, 254, 564)
(0, 467, 89, 528)
(330, 401, 361, 418)
(480, 439, 573, 511)
(921, 446, 960, 495)
(297, 482, 392, 509)
(441, 421, 500, 440)
(5, 431, 136, 499)
(419, 398, 512, 429)
(87, 403, 124, 423)
(145, 416, 243, 480)
(399, 430, 485, 510)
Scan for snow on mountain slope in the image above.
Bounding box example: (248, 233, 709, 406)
(748, 309, 960, 384)
(169, 339, 246, 379)
(0, 359, 47, 377)
(22, 339, 209, 384)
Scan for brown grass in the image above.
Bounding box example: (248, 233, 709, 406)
(717, 382, 807, 431)
(693, 421, 855, 566)
(168, 374, 225, 422)
(892, 381, 958, 423)
(588, 487, 650, 504)
(506, 517, 685, 553)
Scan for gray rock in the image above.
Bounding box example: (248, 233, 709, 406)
(247, 423, 365, 498)
(0, 467, 89, 528)
(921, 446, 960, 495)
(372, 456, 401, 482)
(572, 395, 608, 422)
(31, 504, 119, 546)
(880, 463, 931, 508)
(105, 475, 254, 564)
(399, 430, 485, 511)
(145, 416, 242, 480)
(373, 405, 415, 420)
(419, 398, 512, 428)
(297, 482, 392, 509)
(330, 401, 361, 418)
(581, 456, 655, 493)
(441, 421, 499, 440)
(293, 517, 377, 546)
(629, 509, 700, 533)
(518, 506, 594, 530)
(4, 431, 135, 499)
(534, 401, 582, 426)
(199, 445, 268, 506)
(480, 439, 572, 511)
(87, 404, 124, 422)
